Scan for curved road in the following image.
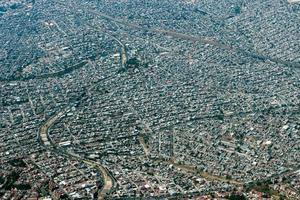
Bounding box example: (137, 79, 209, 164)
(38, 107, 113, 200)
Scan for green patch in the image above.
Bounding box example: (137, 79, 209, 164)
(126, 57, 140, 68)
(225, 194, 247, 200)
(246, 180, 280, 198)
(15, 184, 31, 190)
(2, 171, 19, 190)
(0, 176, 5, 184)
(8, 158, 27, 168)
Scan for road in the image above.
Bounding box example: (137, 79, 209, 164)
(138, 136, 150, 156)
(76, 3, 300, 69)
(38, 108, 113, 200)
(150, 156, 243, 187)
(0, 60, 89, 82)
(90, 23, 128, 69)
(124, 97, 244, 187)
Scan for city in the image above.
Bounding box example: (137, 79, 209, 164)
(0, 0, 299, 199)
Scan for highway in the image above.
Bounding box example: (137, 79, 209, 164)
(77, 3, 300, 69)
